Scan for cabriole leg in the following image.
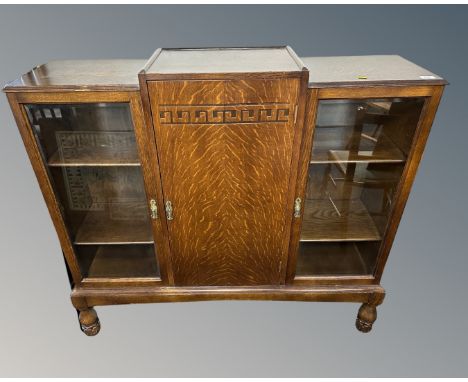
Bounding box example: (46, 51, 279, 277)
(79, 308, 100, 336)
(355, 303, 377, 333)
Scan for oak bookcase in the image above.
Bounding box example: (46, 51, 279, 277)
(3, 47, 446, 335)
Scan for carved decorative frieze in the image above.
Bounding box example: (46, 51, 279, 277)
(158, 104, 292, 125)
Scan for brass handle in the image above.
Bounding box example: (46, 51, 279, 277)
(150, 199, 158, 219)
(165, 201, 174, 221)
(294, 197, 302, 218)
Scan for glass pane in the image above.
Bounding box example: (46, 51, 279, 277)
(297, 97, 425, 277)
(25, 103, 139, 165)
(25, 103, 159, 279)
(76, 244, 159, 279)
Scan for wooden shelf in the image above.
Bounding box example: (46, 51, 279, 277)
(310, 127, 406, 164)
(300, 198, 381, 242)
(85, 245, 159, 278)
(74, 210, 153, 245)
(296, 242, 377, 276)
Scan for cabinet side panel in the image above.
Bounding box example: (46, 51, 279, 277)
(148, 79, 300, 286)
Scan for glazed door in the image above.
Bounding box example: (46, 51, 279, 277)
(294, 96, 427, 280)
(21, 100, 161, 282)
(148, 78, 301, 285)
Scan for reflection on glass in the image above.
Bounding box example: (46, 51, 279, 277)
(297, 98, 424, 277)
(25, 103, 158, 279)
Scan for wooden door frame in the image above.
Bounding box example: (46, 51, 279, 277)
(6, 90, 172, 287)
(139, 67, 309, 285)
(286, 84, 445, 285)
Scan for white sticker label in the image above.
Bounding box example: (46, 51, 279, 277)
(419, 75, 436, 79)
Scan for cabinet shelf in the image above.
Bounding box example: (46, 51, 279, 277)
(74, 209, 153, 245)
(330, 161, 404, 182)
(310, 126, 406, 164)
(296, 242, 376, 276)
(83, 245, 160, 279)
(47, 130, 141, 167)
(300, 198, 381, 242)
(48, 150, 141, 167)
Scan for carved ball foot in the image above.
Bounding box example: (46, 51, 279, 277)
(79, 308, 100, 336)
(355, 303, 377, 333)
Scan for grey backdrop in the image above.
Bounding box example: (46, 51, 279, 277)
(0, 5, 467, 377)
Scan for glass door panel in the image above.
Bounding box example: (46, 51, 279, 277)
(25, 103, 159, 279)
(297, 97, 424, 277)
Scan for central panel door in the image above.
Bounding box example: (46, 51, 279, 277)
(148, 78, 300, 286)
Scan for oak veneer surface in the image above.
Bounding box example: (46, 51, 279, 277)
(302, 55, 446, 87)
(148, 78, 300, 286)
(146, 47, 302, 74)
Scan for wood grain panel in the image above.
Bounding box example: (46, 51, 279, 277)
(148, 79, 300, 286)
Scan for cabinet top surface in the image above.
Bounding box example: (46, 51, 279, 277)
(145, 47, 304, 74)
(303, 55, 446, 87)
(3, 59, 147, 91)
(3, 54, 446, 92)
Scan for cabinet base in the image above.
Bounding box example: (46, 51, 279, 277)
(71, 284, 384, 335)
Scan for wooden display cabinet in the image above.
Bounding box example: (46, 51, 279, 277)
(3, 47, 446, 335)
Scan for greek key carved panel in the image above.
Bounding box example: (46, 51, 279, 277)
(158, 104, 292, 125)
